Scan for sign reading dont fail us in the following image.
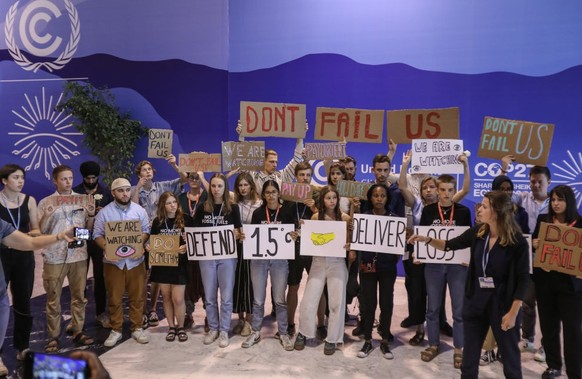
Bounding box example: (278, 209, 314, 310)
(242, 224, 295, 260)
(185, 225, 236, 260)
(413, 226, 470, 265)
(351, 214, 407, 255)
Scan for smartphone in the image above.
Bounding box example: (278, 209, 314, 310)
(75, 227, 91, 240)
(24, 351, 91, 379)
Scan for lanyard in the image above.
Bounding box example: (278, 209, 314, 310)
(266, 206, 280, 224)
(295, 202, 306, 225)
(212, 203, 224, 227)
(164, 218, 173, 231)
(188, 194, 200, 217)
(1, 193, 20, 230)
(482, 235, 491, 275)
(438, 203, 455, 226)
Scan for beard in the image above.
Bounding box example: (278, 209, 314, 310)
(115, 198, 131, 206)
(84, 181, 98, 190)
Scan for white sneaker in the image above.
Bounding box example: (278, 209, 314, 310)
(204, 330, 219, 345)
(534, 346, 546, 362)
(280, 334, 294, 351)
(518, 338, 536, 353)
(218, 331, 229, 348)
(104, 330, 122, 347)
(131, 328, 149, 344)
(241, 331, 261, 348)
(0, 357, 8, 376)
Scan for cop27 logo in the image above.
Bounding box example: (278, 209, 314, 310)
(4, 0, 80, 72)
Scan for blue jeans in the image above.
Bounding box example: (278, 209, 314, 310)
(199, 258, 237, 332)
(250, 259, 289, 334)
(424, 263, 467, 348)
(0, 293, 9, 351)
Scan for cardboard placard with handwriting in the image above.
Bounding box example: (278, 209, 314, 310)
(534, 222, 582, 278)
(147, 128, 173, 158)
(240, 101, 306, 139)
(148, 235, 180, 267)
(222, 141, 265, 171)
(386, 107, 460, 144)
(104, 220, 144, 261)
(315, 107, 384, 143)
(478, 116, 554, 166)
(43, 195, 95, 215)
(280, 182, 313, 202)
(410, 139, 464, 174)
(179, 152, 221, 173)
(336, 180, 373, 200)
(304, 142, 347, 160)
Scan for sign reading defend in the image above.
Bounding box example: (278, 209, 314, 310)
(185, 225, 237, 261)
(240, 101, 306, 139)
(386, 107, 460, 144)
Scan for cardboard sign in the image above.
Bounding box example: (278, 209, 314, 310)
(411, 139, 464, 174)
(386, 107, 460, 144)
(299, 220, 347, 257)
(351, 214, 407, 255)
(43, 194, 95, 215)
(148, 235, 180, 267)
(240, 101, 306, 139)
(147, 128, 173, 158)
(104, 220, 144, 261)
(185, 225, 237, 261)
(179, 152, 221, 173)
(478, 116, 554, 166)
(280, 182, 313, 202)
(315, 107, 384, 143)
(413, 226, 471, 265)
(336, 180, 373, 200)
(222, 141, 265, 171)
(242, 224, 295, 260)
(534, 222, 582, 278)
(304, 142, 347, 160)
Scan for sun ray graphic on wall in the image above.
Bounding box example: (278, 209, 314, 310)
(551, 150, 582, 209)
(8, 87, 82, 180)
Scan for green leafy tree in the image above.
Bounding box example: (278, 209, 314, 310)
(56, 81, 149, 185)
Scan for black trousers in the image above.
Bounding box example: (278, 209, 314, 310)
(359, 264, 397, 340)
(403, 258, 426, 325)
(86, 240, 106, 316)
(534, 269, 582, 379)
(0, 247, 35, 351)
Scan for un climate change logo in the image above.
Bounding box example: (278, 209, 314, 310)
(5, 0, 80, 73)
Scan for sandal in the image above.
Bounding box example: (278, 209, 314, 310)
(454, 352, 463, 369)
(409, 331, 425, 346)
(73, 333, 95, 346)
(148, 311, 159, 327)
(177, 327, 188, 342)
(44, 338, 59, 353)
(166, 327, 177, 342)
(421, 346, 439, 362)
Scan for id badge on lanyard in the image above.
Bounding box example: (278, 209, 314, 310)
(479, 235, 495, 289)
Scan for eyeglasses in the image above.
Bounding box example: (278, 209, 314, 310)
(264, 191, 279, 197)
(188, 176, 200, 181)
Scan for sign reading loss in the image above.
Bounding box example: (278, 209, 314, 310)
(411, 139, 464, 174)
(148, 128, 173, 158)
(240, 101, 306, 139)
(242, 224, 295, 260)
(105, 220, 144, 261)
(478, 116, 554, 166)
(280, 182, 312, 202)
(351, 214, 407, 255)
(534, 222, 582, 278)
(336, 180, 372, 200)
(185, 225, 236, 261)
(386, 107, 460, 144)
(179, 152, 221, 172)
(222, 141, 265, 171)
(304, 142, 347, 160)
(413, 226, 470, 265)
(148, 235, 180, 267)
(315, 107, 384, 143)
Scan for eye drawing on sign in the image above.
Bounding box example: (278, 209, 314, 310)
(311, 232, 335, 245)
(551, 150, 582, 209)
(115, 245, 136, 258)
(8, 87, 82, 179)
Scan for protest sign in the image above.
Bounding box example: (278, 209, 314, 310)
(242, 224, 295, 260)
(147, 128, 173, 158)
(240, 101, 306, 139)
(43, 194, 95, 215)
(410, 139, 464, 174)
(315, 107, 384, 143)
(280, 182, 313, 202)
(386, 107, 460, 144)
(336, 180, 372, 200)
(222, 141, 265, 171)
(534, 222, 582, 278)
(413, 226, 471, 265)
(351, 214, 407, 255)
(299, 220, 347, 257)
(148, 235, 180, 267)
(304, 142, 347, 160)
(104, 220, 144, 261)
(478, 116, 554, 166)
(185, 225, 237, 261)
(179, 152, 221, 173)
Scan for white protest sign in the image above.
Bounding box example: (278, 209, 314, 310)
(185, 225, 236, 261)
(351, 214, 407, 255)
(299, 220, 347, 258)
(411, 139, 464, 174)
(413, 226, 470, 265)
(242, 224, 295, 260)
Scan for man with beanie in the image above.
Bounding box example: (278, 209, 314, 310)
(73, 161, 113, 328)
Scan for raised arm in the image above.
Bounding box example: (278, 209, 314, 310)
(398, 150, 417, 208)
(499, 154, 515, 176)
(452, 153, 471, 203)
(167, 154, 188, 183)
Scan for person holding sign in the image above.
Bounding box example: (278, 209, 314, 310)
(294, 186, 354, 356)
(356, 184, 399, 360)
(146, 192, 191, 342)
(327, 162, 353, 213)
(241, 180, 296, 351)
(409, 190, 529, 378)
(192, 173, 242, 348)
(532, 185, 582, 379)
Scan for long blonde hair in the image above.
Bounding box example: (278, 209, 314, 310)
(477, 191, 521, 246)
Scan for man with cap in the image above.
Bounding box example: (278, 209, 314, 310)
(73, 161, 113, 328)
(93, 178, 151, 347)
